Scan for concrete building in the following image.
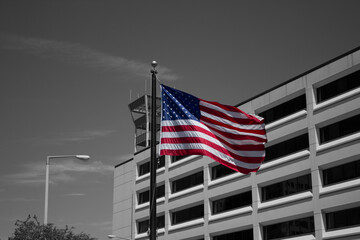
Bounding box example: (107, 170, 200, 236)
(112, 47, 360, 240)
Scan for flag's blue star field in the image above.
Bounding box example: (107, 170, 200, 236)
(161, 85, 201, 122)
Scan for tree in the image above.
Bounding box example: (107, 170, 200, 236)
(9, 215, 97, 240)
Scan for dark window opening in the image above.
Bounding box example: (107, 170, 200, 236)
(172, 155, 191, 163)
(172, 204, 204, 225)
(211, 164, 236, 180)
(138, 185, 165, 205)
(323, 160, 360, 186)
(263, 216, 314, 240)
(158, 155, 165, 168)
(258, 94, 306, 124)
(172, 171, 203, 193)
(265, 133, 309, 162)
(138, 156, 166, 176)
(326, 207, 360, 231)
(138, 215, 165, 234)
(139, 162, 150, 176)
(213, 229, 253, 240)
(317, 69, 360, 103)
(212, 191, 252, 214)
(262, 174, 312, 202)
(319, 114, 360, 144)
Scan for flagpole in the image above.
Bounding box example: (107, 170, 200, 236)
(149, 61, 158, 240)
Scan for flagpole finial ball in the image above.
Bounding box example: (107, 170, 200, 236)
(151, 61, 157, 69)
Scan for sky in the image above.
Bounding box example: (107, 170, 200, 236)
(1, 1, 360, 239)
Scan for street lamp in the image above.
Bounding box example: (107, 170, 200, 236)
(107, 235, 131, 240)
(44, 155, 90, 225)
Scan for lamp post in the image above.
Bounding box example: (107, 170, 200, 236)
(44, 155, 90, 225)
(107, 235, 131, 240)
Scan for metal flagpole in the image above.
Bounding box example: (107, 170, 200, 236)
(149, 61, 158, 240)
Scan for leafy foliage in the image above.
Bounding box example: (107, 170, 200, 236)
(9, 215, 97, 240)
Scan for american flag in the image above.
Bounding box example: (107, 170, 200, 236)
(159, 85, 267, 174)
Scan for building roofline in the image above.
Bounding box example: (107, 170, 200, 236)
(115, 158, 133, 168)
(235, 46, 360, 107)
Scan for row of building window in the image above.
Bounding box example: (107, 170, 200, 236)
(258, 69, 360, 124)
(137, 206, 360, 238)
(137, 159, 360, 205)
(316, 69, 360, 103)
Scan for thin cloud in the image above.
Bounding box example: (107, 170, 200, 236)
(0, 33, 179, 81)
(49, 129, 118, 144)
(62, 193, 86, 197)
(18, 129, 118, 146)
(2, 160, 113, 186)
(0, 197, 37, 203)
(52, 160, 113, 174)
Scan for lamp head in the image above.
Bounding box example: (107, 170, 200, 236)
(151, 61, 157, 69)
(75, 155, 90, 161)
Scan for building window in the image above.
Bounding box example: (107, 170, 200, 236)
(158, 155, 165, 168)
(323, 159, 360, 186)
(316, 69, 360, 103)
(258, 94, 306, 124)
(265, 133, 309, 162)
(213, 229, 253, 240)
(212, 191, 252, 214)
(262, 174, 311, 202)
(138, 184, 165, 205)
(139, 162, 150, 176)
(172, 204, 204, 225)
(319, 114, 360, 144)
(172, 171, 203, 193)
(138, 215, 165, 234)
(263, 216, 314, 240)
(138, 156, 166, 176)
(171, 155, 190, 163)
(326, 206, 360, 231)
(211, 164, 236, 180)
